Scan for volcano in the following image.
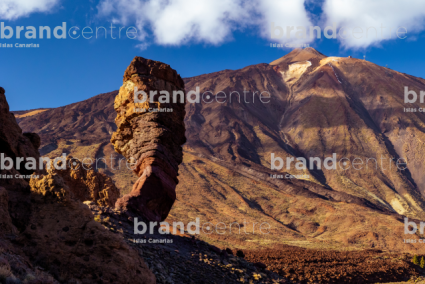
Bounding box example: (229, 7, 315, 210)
(14, 47, 425, 254)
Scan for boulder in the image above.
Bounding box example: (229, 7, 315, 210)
(40, 156, 120, 207)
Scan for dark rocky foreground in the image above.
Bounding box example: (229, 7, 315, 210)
(0, 85, 156, 283)
(244, 246, 424, 284)
(86, 202, 288, 284)
(83, 202, 425, 284)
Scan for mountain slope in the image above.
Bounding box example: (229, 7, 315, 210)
(14, 48, 425, 253)
(184, 47, 425, 218)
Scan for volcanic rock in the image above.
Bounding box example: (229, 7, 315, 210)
(244, 246, 421, 283)
(0, 187, 17, 236)
(26, 173, 155, 283)
(0, 87, 155, 284)
(23, 132, 41, 150)
(0, 87, 40, 188)
(29, 170, 71, 201)
(35, 155, 120, 206)
(14, 48, 425, 256)
(112, 57, 186, 221)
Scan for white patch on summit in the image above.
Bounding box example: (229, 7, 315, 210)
(280, 61, 312, 85)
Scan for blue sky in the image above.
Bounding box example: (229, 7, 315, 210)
(1, 0, 425, 111)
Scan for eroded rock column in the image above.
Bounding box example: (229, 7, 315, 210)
(111, 57, 186, 221)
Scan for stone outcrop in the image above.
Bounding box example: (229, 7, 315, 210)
(0, 87, 40, 189)
(29, 170, 71, 202)
(111, 57, 186, 221)
(0, 87, 156, 284)
(26, 173, 155, 283)
(36, 156, 120, 206)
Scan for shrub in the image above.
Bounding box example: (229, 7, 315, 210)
(412, 255, 420, 265)
(421, 257, 425, 269)
(236, 250, 245, 258)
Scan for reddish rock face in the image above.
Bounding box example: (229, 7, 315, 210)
(0, 87, 156, 284)
(0, 187, 17, 236)
(112, 57, 186, 221)
(0, 87, 41, 188)
(27, 172, 155, 284)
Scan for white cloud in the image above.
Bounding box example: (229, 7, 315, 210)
(2, 0, 425, 50)
(135, 42, 148, 50)
(322, 0, 425, 48)
(97, 0, 425, 49)
(0, 0, 60, 20)
(257, 0, 314, 46)
(96, 0, 314, 48)
(143, 0, 252, 45)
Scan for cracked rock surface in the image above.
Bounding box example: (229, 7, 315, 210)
(112, 57, 186, 222)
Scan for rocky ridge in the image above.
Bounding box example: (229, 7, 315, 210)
(0, 87, 156, 284)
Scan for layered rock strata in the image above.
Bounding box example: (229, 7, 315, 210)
(111, 57, 186, 221)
